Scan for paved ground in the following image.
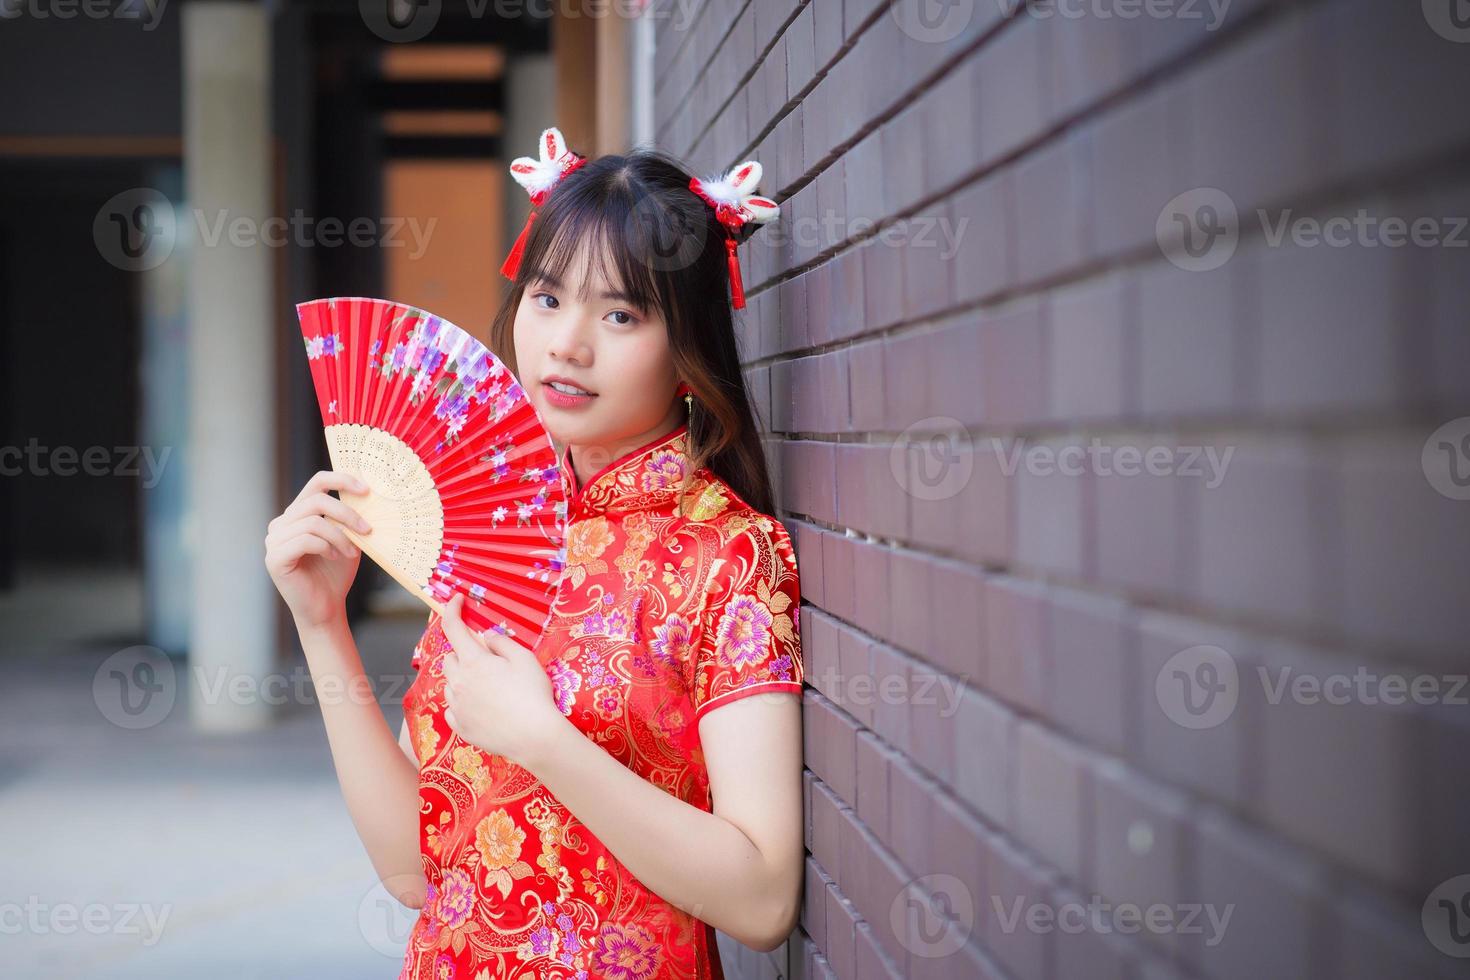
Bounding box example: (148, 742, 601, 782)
(0, 566, 428, 978)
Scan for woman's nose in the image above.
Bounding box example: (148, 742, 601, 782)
(547, 319, 591, 364)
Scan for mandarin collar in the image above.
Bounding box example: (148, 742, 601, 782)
(557, 421, 694, 521)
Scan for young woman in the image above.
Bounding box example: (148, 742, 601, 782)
(265, 136, 805, 980)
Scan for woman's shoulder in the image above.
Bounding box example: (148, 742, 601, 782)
(678, 468, 799, 586)
(682, 466, 792, 542)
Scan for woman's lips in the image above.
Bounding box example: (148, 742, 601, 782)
(542, 381, 597, 409)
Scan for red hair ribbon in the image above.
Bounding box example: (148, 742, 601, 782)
(687, 162, 779, 311)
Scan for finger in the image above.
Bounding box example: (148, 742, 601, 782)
(439, 593, 487, 659)
(273, 515, 358, 560)
(281, 491, 373, 535)
(300, 468, 370, 504)
(266, 531, 335, 572)
(479, 628, 526, 662)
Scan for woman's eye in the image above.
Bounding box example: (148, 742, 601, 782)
(607, 310, 635, 326)
(532, 292, 558, 310)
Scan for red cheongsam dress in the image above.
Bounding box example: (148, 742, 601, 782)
(397, 420, 805, 980)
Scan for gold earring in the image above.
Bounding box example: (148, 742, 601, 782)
(684, 391, 693, 419)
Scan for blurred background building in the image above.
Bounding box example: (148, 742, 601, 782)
(1, 0, 1468, 978)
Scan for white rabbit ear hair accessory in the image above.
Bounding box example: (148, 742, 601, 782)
(501, 125, 588, 280)
(507, 126, 586, 202)
(687, 159, 780, 309)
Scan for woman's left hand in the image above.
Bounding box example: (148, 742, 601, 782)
(437, 592, 570, 769)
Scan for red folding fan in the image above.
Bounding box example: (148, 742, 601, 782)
(295, 297, 566, 650)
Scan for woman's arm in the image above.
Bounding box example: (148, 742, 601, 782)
(522, 691, 804, 952)
(298, 614, 427, 909)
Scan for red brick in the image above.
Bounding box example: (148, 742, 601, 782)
(803, 855, 831, 954)
(925, 317, 984, 430)
(1135, 259, 1245, 419)
(1015, 437, 1086, 577)
(950, 169, 1016, 307)
(926, 557, 985, 683)
(855, 730, 890, 841)
(1132, 611, 1246, 806)
(921, 56, 982, 195)
(1048, 0, 1136, 120)
(868, 644, 913, 757)
(1191, 810, 1331, 980)
(984, 576, 1048, 713)
(1014, 131, 1090, 285)
(1047, 588, 1132, 756)
(1192, 437, 1333, 628)
(837, 620, 877, 731)
(902, 200, 957, 321)
(1251, 234, 1408, 419)
(887, 756, 937, 876)
(886, 546, 932, 660)
(861, 234, 905, 331)
(825, 883, 858, 980)
(979, 833, 1054, 980)
(1093, 437, 1188, 599)
(1337, 432, 1470, 670)
(977, 16, 1048, 165)
(952, 684, 1014, 829)
(1014, 723, 1088, 883)
(810, 778, 845, 883)
(846, 337, 886, 432)
(847, 537, 892, 653)
(1186, 10, 1328, 213)
(978, 298, 1048, 427)
(1251, 638, 1418, 890)
(1090, 760, 1191, 958)
(881, 99, 927, 217)
(1332, 883, 1466, 980)
(1084, 83, 1189, 259)
(1317, 0, 1470, 186)
(1048, 272, 1128, 422)
(909, 434, 1013, 566)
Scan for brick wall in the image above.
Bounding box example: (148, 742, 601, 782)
(649, 1, 1470, 978)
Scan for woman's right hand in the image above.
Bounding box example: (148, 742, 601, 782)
(264, 469, 373, 631)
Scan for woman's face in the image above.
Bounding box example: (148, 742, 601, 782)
(513, 243, 682, 467)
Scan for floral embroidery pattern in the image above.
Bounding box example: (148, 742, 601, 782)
(398, 421, 803, 979)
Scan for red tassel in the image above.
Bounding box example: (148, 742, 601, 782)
(725, 234, 745, 309)
(500, 209, 537, 280)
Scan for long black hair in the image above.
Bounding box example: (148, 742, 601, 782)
(490, 146, 777, 516)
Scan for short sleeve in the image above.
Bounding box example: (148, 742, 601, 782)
(693, 519, 804, 722)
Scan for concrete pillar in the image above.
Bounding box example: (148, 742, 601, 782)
(182, 0, 276, 731)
